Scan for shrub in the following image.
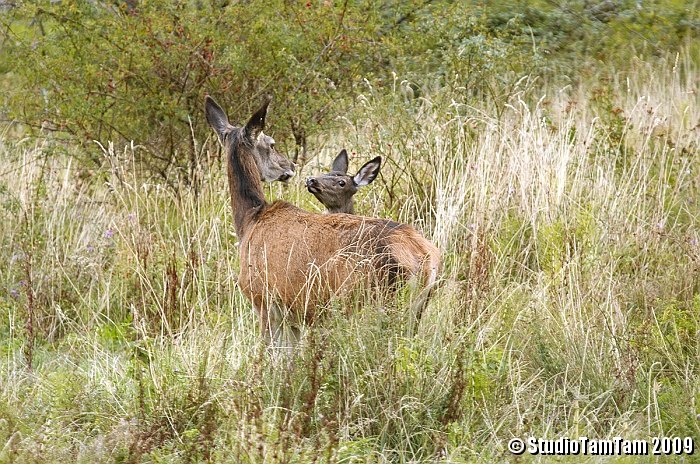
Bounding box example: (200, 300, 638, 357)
(0, 0, 539, 184)
(0, 0, 385, 182)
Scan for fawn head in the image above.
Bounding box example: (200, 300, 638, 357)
(305, 149, 381, 214)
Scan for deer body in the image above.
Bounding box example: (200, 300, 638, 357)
(240, 203, 437, 307)
(206, 96, 440, 345)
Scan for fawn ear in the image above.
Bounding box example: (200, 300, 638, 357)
(353, 156, 381, 187)
(205, 96, 231, 143)
(245, 95, 272, 140)
(331, 149, 349, 174)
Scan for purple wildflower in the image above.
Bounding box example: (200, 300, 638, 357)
(105, 229, 114, 238)
(10, 289, 19, 298)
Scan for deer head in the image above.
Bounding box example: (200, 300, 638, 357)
(305, 149, 381, 214)
(205, 96, 295, 183)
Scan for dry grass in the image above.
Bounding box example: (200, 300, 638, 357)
(1, 53, 700, 462)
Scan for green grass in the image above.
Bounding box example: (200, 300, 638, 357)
(1, 54, 700, 463)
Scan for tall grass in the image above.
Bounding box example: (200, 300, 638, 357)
(1, 53, 699, 462)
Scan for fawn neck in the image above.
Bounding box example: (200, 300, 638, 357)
(326, 201, 355, 215)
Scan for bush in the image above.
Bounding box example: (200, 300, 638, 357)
(0, 0, 387, 183)
(3, 0, 696, 185)
(481, 0, 700, 75)
(0, 0, 538, 184)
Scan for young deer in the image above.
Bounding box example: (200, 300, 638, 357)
(305, 149, 381, 214)
(205, 95, 440, 346)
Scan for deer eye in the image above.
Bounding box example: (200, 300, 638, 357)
(339, 180, 346, 187)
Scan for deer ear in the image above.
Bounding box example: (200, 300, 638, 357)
(331, 149, 349, 174)
(245, 95, 272, 140)
(353, 156, 381, 187)
(205, 96, 231, 143)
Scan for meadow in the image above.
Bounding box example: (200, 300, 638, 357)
(2, 51, 700, 462)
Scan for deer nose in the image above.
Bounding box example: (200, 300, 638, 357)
(279, 170, 295, 182)
(305, 177, 317, 187)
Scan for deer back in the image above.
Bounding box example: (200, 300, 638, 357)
(238, 202, 440, 321)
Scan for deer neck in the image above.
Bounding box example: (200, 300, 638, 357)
(226, 133, 267, 238)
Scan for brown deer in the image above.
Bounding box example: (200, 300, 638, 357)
(305, 149, 381, 214)
(205, 95, 440, 346)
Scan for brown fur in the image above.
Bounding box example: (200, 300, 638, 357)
(205, 96, 441, 345)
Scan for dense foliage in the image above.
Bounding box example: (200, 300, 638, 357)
(2, 0, 696, 183)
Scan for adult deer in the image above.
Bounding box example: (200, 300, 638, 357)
(205, 95, 440, 346)
(209, 100, 296, 183)
(305, 149, 381, 215)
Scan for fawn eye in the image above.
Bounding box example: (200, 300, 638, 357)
(339, 180, 346, 187)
